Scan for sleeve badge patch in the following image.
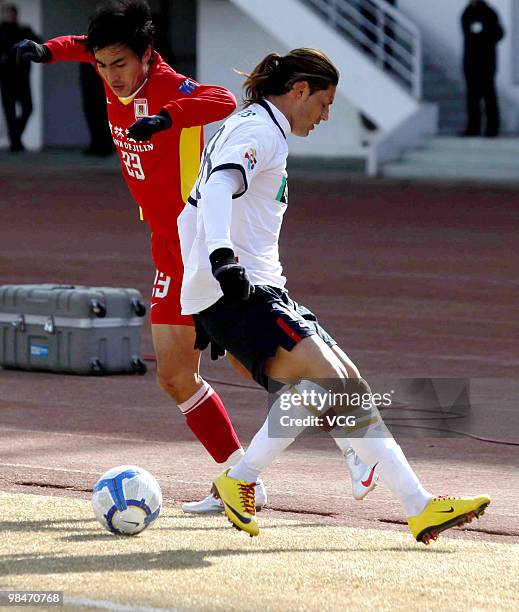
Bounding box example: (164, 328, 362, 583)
(179, 79, 198, 95)
(244, 147, 257, 170)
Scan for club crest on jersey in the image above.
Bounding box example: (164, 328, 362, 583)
(179, 79, 198, 95)
(244, 147, 257, 170)
(134, 98, 148, 119)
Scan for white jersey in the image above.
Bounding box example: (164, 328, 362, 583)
(178, 100, 290, 315)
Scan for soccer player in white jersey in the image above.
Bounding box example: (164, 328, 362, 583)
(178, 48, 490, 543)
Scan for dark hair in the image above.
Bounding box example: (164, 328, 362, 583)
(85, 0, 155, 58)
(242, 48, 339, 106)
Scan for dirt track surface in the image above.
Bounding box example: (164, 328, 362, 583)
(1, 155, 518, 608)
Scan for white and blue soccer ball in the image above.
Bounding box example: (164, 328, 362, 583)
(92, 465, 162, 535)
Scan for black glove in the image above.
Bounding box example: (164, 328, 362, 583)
(13, 39, 52, 64)
(210, 247, 251, 303)
(127, 109, 172, 141)
(193, 316, 225, 360)
(210, 340, 226, 361)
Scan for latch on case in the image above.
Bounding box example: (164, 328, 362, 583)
(44, 316, 55, 334)
(11, 314, 25, 332)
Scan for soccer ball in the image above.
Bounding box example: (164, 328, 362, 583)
(92, 465, 162, 535)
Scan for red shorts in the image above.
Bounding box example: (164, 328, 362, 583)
(150, 233, 194, 326)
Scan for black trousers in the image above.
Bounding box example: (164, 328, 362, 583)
(464, 71, 500, 136)
(0, 74, 32, 149)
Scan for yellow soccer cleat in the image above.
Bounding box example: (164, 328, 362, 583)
(407, 494, 491, 545)
(212, 468, 259, 537)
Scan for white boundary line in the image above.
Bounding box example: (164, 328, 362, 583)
(0, 426, 180, 446)
(0, 461, 99, 475)
(0, 462, 209, 488)
(63, 596, 180, 612)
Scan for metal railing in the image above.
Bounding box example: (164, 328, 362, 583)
(300, 0, 422, 99)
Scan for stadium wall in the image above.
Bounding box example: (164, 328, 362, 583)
(41, 0, 97, 148)
(197, 0, 365, 158)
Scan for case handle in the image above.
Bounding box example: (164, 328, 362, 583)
(11, 314, 25, 332)
(44, 316, 55, 334)
(90, 299, 107, 318)
(131, 298, 146, 317)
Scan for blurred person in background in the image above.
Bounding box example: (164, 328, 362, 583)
(0, 2, 40, 151)
(461, 0, 504, 137)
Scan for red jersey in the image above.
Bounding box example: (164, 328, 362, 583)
(44, 36, 237, 239)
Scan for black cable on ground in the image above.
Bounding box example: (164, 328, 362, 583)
(142, 353, 519, 447)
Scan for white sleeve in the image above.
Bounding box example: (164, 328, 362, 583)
(177, 203, 197, 266)
(190, 120, 276, 205)
(206, 130, 268, 198)
(199, 167, 243, 255)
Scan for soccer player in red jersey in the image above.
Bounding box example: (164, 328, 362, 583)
(13, 0, 267, 511)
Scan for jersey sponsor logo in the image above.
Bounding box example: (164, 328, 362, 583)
(134, 98, 148, 119)
(275, 176, 288, 203)
(113, 125, 125, 139)
(179, 78, 198, 95)
(110, 124, 154, 154)
(238, 109, 256, 118)
(244, 147, 257, 170)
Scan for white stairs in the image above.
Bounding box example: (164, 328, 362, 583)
(422, 61, 466, 135)
(228, 0, 424, 132)
(382, 137, 519, 182)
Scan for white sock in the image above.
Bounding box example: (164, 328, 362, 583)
(348, 432, 432, 516)
(230, 379, 432, 517)
(221, 448, 244, 471)
(317, 382, 433, 517)
(228, 418, 294, 483)
(290, 379, 432, 516)
(177, 380, 212, 415)
(333, 436, 353, 455)
(229, 379, 362, 482)
(228, 384, 310, 482)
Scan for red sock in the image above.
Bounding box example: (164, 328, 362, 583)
(179, 381, 242, 463)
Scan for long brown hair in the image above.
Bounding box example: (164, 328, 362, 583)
(242, 48, 339, 107)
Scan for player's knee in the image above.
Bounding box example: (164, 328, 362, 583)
(156, 367, 199, 403)
(344, 361, 361, 380)
(343, 377, 371, 396)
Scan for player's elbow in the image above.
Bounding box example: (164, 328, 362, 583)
(220, 88, 237, 112)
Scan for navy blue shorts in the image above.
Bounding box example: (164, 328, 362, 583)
(194, 285, 336, 390)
